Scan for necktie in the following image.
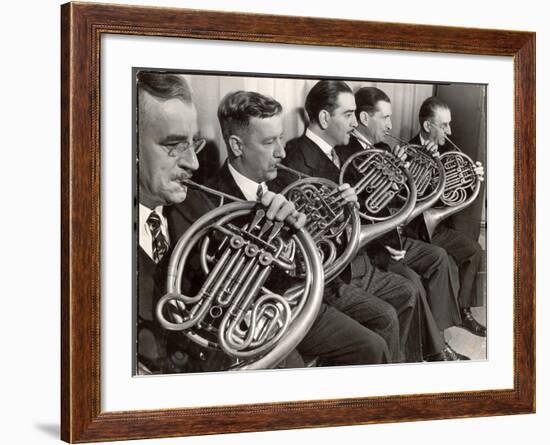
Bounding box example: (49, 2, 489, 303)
(256, 184, 264, 200)
(147, 211, 169, 263)
(331, 149, 341, 169)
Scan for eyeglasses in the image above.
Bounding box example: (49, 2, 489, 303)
(161, 138, 206, 158)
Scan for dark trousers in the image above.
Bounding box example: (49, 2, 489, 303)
(297, 303, 390, 366)
(388, 262, 446, 357)
(390, 237, 461, 331)
(341, 258, 419, 362)
(432, 226, 484, 309)
(326, 283, 401, 362)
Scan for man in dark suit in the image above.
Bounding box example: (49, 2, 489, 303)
(408, 96, 486, 337)
(136, 72, 310, 374)
(334, 86, 468, 361)
(209, 89, 398, 365)
(278, 80, 463, 362)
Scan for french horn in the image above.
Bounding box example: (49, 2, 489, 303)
(338, 129, 418, 245)
(422, 135, 482, 239)
(276, 164, 361, 284)
(155, 181, 324, 371)
(383, 131, 447, 223)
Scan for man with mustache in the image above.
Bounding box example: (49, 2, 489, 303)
(275, 80, 426, 362)
(136, 72, 308, 374)
(209, 89, 396, 366)
(336, 86, 468, 361)
(408, 96, 486, 337)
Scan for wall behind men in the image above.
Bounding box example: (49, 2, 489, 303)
(182, 73, 433, 166)
(0, 1, 546, 445)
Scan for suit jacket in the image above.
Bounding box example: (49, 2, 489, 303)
(409, 133, 421, 147)
(271, 134, 342, 193)
(206, 160, 247, 201)
(137, 188, 233, 373)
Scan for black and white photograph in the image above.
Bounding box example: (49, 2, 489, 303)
(4, 0, 545, 443)
(134, 70, 487, 375)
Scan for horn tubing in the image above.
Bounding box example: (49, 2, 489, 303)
(442, 134, 463, 152)
(276, 163, 313, 180)
(350, 128, 376, 149)
(182, 178, 245, 203)
(383, 131, 409, 146)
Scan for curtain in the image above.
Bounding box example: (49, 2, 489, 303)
(185, 74, 434, 169)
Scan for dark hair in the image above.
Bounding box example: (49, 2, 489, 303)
(217, 90, 283, 145)
(354, 87, 391, 120)
(137, 71, 193, 103)
(305, 80, 353, 125)
(418, 96, 450, 128)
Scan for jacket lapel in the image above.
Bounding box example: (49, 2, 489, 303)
(166, 189, 215, 242)
(216, 161, 247, 201)
(299, 135, 341, 183)
(409, 133, 421, 146)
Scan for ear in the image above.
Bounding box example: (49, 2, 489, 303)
(227, 135, 243, 157)
(318, 109, 330, 130)
(422, 120, 431, 133)
(228, 134, 243, 158)
(359, 111, 370, 127)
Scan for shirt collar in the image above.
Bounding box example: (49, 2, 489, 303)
(228, 162, 267, 202)
(139, 203, 164, 225)
(305, 128, 334, 159)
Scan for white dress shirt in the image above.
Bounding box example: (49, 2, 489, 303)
(228, 162, 267, 201)
(139, 203, 170, 261)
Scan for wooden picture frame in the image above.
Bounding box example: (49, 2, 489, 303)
(61, 1, 535, 442)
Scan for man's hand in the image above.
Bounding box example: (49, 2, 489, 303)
(260, 191, 307, 230)
(422, 140, 440, 158)
(385, 245, 406, 261)
(338, 183, 359, 208)
(391, 144, 408, 163)
(474, 161, 485, 182)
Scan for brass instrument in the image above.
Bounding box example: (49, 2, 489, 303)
(338, 129, 418, 246)
(383, 131, 446, 223)
(422, 134, 482, 239)
(155, 181, 324, 371)
(277, 164, 361, 283)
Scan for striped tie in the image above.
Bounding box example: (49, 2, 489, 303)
(147, 211, 169, 263)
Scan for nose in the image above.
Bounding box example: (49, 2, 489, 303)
(177, 148, 199, 171)
(275, 138, 286, 159)
(387, 120, 393, 131)
(446, 125, 452, 136)
(350, 114, 358, 128)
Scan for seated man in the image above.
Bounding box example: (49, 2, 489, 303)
(339, 86, 471, 361)
(409, 96, 486, 337)
(137, 72, 314, 373)
(209, 89, 397, 365)
(137, 71, 389, 372)
(280, 80, 463, 361)
(273, 81, 425, 362)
